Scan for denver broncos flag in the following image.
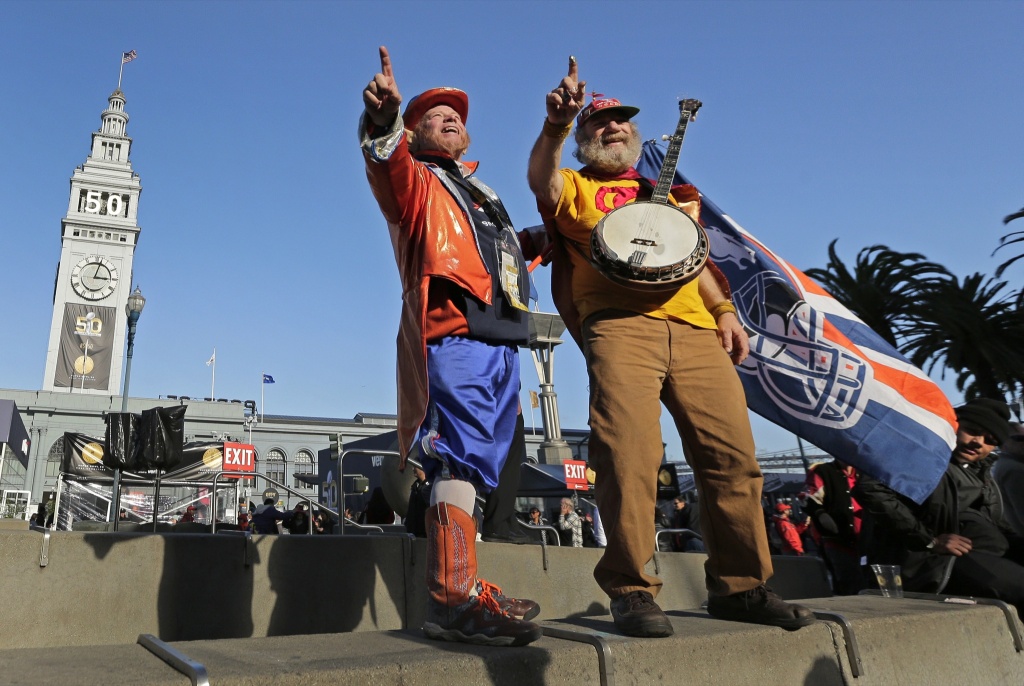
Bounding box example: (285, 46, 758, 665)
(636, 141, 956, 503)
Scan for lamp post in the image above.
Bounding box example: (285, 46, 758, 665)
(523, 312, 573, 464)
(80, 312, 96, 391)
(111, 286, 145, 528)
(120, 287, 146, 412)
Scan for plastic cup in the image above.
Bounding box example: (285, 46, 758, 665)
(870, 564, 903, 598)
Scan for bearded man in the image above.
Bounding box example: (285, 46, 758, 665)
(524, 57, 814, 638)
(361, 46, 540, 646)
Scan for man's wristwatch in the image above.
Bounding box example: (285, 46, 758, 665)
(926, 538, 937, 550)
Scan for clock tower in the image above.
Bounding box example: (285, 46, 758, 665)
(42, 88, 142, 394)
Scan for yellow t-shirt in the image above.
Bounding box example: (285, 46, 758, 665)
(553, 168, 717, 329)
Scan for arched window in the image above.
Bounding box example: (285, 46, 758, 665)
(293, 449, 315, 489)
(45, 439, 64, 478)
(263, 448, 285, 487)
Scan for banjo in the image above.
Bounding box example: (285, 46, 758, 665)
(590, 98, 709, 292)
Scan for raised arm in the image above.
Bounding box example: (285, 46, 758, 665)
(527, 56, 586, 209)
(362, 46, 403, 128)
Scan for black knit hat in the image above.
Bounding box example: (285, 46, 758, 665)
(955, 398, 1011, 446)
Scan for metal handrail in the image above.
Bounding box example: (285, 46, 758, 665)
(341, 516, 384, 535)
(520, 521, 561, 546)
(211, 470, 337, 535)
(655, 527, 703, 550)
(338, 448, 488, 530)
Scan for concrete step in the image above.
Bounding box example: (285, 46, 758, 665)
(1, 596, 1020, 685)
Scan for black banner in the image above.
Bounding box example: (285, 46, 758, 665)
(53, 304, 116, 390)
(62, 432, 229, 482)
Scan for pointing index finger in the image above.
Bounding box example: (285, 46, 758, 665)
(379, 46, 393, 78)
(567, 55, 578, 81)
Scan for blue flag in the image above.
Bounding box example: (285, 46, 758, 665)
(635, 140, 955, 503)
(262, 374, 275, 384)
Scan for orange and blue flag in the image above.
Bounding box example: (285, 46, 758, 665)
(637, 141, 956, 503)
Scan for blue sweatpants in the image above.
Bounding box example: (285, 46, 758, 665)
(416, 337, 520, 493)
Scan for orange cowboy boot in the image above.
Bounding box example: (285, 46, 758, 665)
(423, 502, 542, 646)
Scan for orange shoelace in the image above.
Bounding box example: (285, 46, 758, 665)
(476, 579, 510, 616)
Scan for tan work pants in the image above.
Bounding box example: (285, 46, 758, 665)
(582, 311, 773, 598)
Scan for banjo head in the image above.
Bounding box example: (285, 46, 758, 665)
(591, 202, 709, 292)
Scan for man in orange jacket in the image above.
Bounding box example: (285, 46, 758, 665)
(361, 46, 540, 647)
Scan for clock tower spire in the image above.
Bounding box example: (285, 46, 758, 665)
(42, 88, 143, 394)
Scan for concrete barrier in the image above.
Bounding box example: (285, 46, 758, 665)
(1, 530, 1022, 684)
(0, 531, 413, 648)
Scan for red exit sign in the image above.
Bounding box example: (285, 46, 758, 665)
(223, 442, 256, 476)
(563, 460, 589, 490)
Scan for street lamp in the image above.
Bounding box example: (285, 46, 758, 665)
(120, 286, 146, 412)
(111, 286, 145, 528)
(80, 311, 96, 392)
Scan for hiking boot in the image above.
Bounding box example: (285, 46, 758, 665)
(706, 585, 816, 630)
(478, 579, 540, 621)
(610, 590, 674, 637)
(424, 589, 543, 646)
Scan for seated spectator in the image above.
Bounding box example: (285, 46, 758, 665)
(312, 511, 332, 534)
(772, 502, 807, 556)
(994, 422, 1024, 537)
(285, 504, 310, 535)
(671, 496, 705, 552)
(524, 506, 551, 545)
(557, 498, 583, 547)
(805, 459, 867, 594)
(178, 505, 197, 524)
(251, 498, 289, 534)
(857, 398, 1024, 619)
(237, 512, 250, 532)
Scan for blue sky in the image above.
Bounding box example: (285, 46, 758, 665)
(1, 1, 1021, 458)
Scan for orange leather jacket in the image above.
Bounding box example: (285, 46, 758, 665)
(361, 115, 497, 463)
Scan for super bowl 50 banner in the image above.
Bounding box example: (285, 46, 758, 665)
(636, 141, 956, 503)
(53, 304, 116, 390)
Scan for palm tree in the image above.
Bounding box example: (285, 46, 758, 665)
(804, 240, 954, 347)
(900, 273, 1024, 401)
(993, 206, 1024, 277)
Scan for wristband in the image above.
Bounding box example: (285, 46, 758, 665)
(710, 301, 737, 320)
(542, 118, 573, 140)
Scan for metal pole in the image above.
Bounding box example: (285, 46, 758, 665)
(111, 310, 139, 529)
(81, 337, 90, 392)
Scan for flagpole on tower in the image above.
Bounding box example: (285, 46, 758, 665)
(261, 371, 265, 423)
(117, 50, 137, 90)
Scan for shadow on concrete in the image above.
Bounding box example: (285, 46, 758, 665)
(264, 535, 402, 636)
(804, 655, 845, 684)
(392, 629, 555, 685)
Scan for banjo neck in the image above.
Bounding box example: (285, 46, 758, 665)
(649, 98, 702, 204)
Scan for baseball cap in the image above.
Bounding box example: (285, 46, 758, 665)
(775, 502, 792, 513)
(403, 87, 469, 127)
(577, 96, 640, 127)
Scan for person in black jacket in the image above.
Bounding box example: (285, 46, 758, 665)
(251, 498, 289, 534)
(856, 398, 1024, 618)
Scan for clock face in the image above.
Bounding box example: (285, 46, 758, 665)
(71, 256, 119, 301)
